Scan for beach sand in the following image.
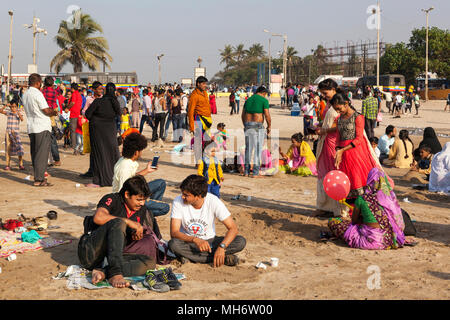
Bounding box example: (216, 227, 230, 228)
(0, 97, 449, 300)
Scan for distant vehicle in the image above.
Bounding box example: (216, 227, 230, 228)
(62, 72, 138, 89)
(1, 73, 65, 86)
(356, 74, 405, 92)
(416, 78, 449, 90)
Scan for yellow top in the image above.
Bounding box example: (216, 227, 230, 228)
(386, 139, 414, 168)
(198, 156, 223, 185)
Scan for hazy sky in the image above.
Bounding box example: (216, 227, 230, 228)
(0, 0, 448, 84)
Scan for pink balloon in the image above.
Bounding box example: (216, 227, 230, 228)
(323, 170, 351, 201)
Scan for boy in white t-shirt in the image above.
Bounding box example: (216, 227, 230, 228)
(169, 175, 246, 267)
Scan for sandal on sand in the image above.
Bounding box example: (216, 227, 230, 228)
(4, 166, 11, 171)
(34, 180, 53, 187)
(19, 166, 25, 170)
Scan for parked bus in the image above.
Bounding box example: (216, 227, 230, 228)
(356, 74, 406, 92)
(62, 72, 138, 89)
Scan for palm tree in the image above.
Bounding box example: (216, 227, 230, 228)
(246, 43, 266, 61)
(313, 45, 329, 74)
(234, 44, 246, 63)
(219, 44, 235, 70)
(50, 13, 112, 74)
(286, 46, 299, 83)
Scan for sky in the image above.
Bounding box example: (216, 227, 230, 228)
(0, 0, 448, 84)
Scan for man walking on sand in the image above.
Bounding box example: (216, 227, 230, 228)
(241, 86, 271, 178)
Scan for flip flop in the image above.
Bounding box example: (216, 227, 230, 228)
(19, 166, 25, 170)
(34, 180, 53, 187)
(4, 166, 11, 170)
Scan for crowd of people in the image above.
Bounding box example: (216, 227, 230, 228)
(0, 73, 449, 290)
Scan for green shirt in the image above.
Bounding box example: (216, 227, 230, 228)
(243, 94, 269, 114)
(354, 196, 378, 224)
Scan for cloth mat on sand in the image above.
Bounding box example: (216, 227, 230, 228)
(0, 230, 71, 258)
(53, 265, 186, 291)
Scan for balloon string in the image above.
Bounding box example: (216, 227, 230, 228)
(339, 200, 354, 210)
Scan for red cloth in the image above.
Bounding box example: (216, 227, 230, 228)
(42, 87, 58, 109)
(69, 90, 82, 118)
(209, 94, 217, 114)
(57, 95, 66, 114)
(76, 115, 85, 134)
(336, 114, 377, 192)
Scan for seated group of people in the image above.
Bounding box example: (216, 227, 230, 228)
(78, 132, 246, 288)
(370, 126, 449, 191)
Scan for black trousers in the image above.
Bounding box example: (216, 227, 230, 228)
(364, 118, 376, 139)
(69, 118, 78, 149)
(168, 235, 246, 264)
(29, 130, 51, 182)
(152, 113, 166, 141)
(230, 102, 236, 115)
(78, 219, 154, 279)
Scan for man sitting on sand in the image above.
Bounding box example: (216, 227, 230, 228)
(78, 176, 162, 288)
(169, 175, 246, 267)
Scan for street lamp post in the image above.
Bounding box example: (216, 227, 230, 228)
(422, 6, 434, 102)
(157, 54, 164, 85)
(24, 16, 48, 67)
(263, 29, 272, 91)
(376, 0, 380, 87)
(282, 34, 287, 88)
(7, 10, 13, 97)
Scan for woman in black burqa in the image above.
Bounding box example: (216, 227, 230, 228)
(85, 83, 121, 187)
(413, 127, 443, 162)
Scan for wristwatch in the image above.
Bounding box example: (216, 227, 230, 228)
(219, 243, 226, 249)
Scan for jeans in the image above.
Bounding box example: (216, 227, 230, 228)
(139, 115, 148, 133)
(168, 235, 246, 264)
(78, 219, 154, 278)
(236, 100, 240, 114)
(244, 122, 265, 176)
(69, 118, 78, 149)
(163, 113, 172, 140)
(208, 180, 220, 198)
(364, 118, 376, 139)
(50, 132, 60, 162)
(145, 179, 170, 217)
(230, 102, 236, 115)
(152, 113, 166, 141)
(172, 113, 185, 142)
(75, 133, 83, 152)
(303, 116, 313, 136)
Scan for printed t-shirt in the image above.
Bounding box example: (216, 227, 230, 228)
(97, 193, 147, 226)
(170, 193, 231, 240)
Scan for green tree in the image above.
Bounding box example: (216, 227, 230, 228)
(234, 44, 246, 63)
(50, 13, 112, 74)
(219, 44, 235, 70)
(380, 42, 420, 85)
(286, 46, 299, 83)
(246, 43, 266, 61)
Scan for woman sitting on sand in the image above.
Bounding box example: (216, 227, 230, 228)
(429, 142, 450, 193)
(384, 130, 414, 169)
(279, 132, 317, 176)
(328, 168, 406, 250)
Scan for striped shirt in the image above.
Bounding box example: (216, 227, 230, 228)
(361, 96, 379, 120)
(6, 110, 21, 133)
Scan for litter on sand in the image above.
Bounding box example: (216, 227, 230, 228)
(402, 198, 412, 203)
(255, 262, 267, 269)
(24, 176, 31, 181)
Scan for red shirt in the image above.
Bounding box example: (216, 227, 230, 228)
(57, 95, 66, 114)
(42, 87, 58, 109)
(69, 90, 83, 118)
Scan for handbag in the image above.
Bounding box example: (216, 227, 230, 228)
(376, 112, 383, 122)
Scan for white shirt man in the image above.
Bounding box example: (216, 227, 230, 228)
(23, 86, 52, 134)
(168, 175, 246, 267)
(142, 94, 152, 116)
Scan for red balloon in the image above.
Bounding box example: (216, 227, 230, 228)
(323, 170, 351, 201)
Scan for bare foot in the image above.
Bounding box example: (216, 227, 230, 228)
(86, 183, 100, 188)
(108, 274, 130, 288)
(91, 269, 106, 285)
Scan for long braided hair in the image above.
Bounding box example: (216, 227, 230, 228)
(399, 129, 414, 159)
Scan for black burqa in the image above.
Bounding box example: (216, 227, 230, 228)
(413, 127, 443, 161)
(85, 94, 121, 187)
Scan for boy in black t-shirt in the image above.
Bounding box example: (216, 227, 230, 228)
(78, 175, 161, 288)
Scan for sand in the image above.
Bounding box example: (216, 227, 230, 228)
(0, 97, 449, 300)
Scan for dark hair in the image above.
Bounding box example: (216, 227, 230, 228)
(44, 76, 54, 87)
(180, 175, 208, 198)
(399, 129, 413, 159)
(291, 132, 304, 143)
(71, 83, 79, 91)
(122, 132, 148, 158)
(217, 122, 225, 129)
(330, 91, 350, 106)
(419, 145, 432, 153)
(104, 83, 116, 97)
(28, 73, 42, 86)
(256, 86, 268, 94)
(318, 78, 338, 91)
(385, 125, 395, 135)
(369, 137, 379, 144)
(92, 81, 102, 90)
(143, 89, 149, 95)
(175, 88, 183, 96)
(119, 175, 151, 199)
(196, 76, 208, 86)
